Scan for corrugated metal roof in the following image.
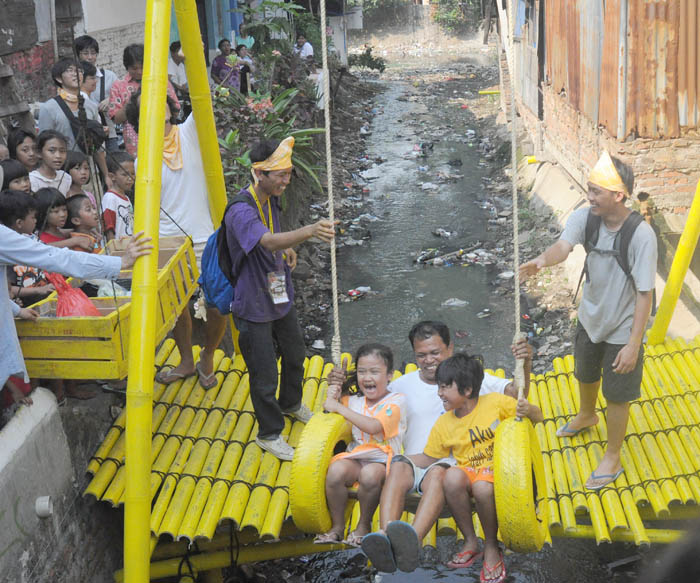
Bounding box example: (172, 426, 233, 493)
(85, 336, 700, 552)
(543, 0, 699, 139)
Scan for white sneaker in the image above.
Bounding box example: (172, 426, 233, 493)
(287, 403, 313, 423)
(255, 435, 295, 461)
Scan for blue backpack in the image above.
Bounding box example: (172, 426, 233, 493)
(198, 194, 255, 314)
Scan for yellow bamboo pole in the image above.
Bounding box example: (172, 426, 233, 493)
(648, 180, 700, 344)
(123, 0, 171, 579)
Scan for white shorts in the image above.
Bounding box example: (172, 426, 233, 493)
(392, 455, 455, 494)
(192, 240, 206, 273)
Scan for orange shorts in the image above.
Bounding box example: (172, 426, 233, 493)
(458, 465, 494, 484)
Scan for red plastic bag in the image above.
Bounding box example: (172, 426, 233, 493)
(46, 273, 101, 317)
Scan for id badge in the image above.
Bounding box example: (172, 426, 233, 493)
(267, 270, 290, 304)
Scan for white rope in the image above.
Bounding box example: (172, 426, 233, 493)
(317, 0, 342, 366)
(508, 0, 525, 400)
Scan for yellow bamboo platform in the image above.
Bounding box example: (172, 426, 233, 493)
(86, 335, 700, 578)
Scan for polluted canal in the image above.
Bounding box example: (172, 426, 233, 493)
(236, 40, 658, 583)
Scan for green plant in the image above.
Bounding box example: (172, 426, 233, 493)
(433, 0, 480, 33)
(348, 45, 386, 73)
(215, 88, 324, 196)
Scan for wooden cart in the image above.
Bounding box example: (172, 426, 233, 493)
(15, 236, 198, 380)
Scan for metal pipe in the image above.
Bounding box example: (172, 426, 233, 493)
(114, 538, 347, 582)
(648, 179, 700, 344)
(172, 0, 228, 224)
(123, 0, 172, 581)
(617, 0, 628, 138)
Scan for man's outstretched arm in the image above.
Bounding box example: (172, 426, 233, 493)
(519, 239, 574, 281)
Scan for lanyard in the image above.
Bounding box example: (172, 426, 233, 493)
(249, 186, 273, 234)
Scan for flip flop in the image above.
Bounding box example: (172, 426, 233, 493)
(196, 362, 218, 390)
(313, 531, 343, 545)
(343, 531, 364, 548)
(386, 520, 420, 573)
(556, 420, 597, 438)
(480, 554, 506, 583)
(585, 468, 624, 490)
(361, 532, 397, 573)
(154, 366, 193, 385)
(447, 549, 483, 569)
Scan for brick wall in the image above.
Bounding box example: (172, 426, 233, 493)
(90, 22, 147, 77)
(520, 84, 699, 213)
(5, 42, 57, 104)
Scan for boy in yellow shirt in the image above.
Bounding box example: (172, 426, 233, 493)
(363, 353, 543, 583)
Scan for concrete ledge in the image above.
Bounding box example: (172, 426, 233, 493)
(524, 161, 700, 341)
(0, 388, 74, 582)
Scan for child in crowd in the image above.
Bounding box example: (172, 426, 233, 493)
(0, 190, 55, 306)
(316, 344, 406, 547)
(364, 353, 543, 582)
(7, 129, 37, 172)
(34, 188, 91, 251)
(65, 151, 97, 208)
(102, 151, 135, 241)
(29, 131, 72, 195)
(1, 159, 31, 193)
(66, 194, 101, 252)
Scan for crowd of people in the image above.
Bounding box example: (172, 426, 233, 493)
(0, 22, 661, 583)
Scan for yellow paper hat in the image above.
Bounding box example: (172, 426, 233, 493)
(251, 137, 295, 185)
(588, 151, 628, 195)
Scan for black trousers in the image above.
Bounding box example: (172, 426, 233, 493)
(234, 305, 305, 439)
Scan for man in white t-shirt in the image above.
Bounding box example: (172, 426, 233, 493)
(292, 35, 314, 59)
(126, 91, 227, 391)
(168, 41, 189, 98)
(371, 321, 530, 541)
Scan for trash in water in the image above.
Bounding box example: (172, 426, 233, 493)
(433, 228, 454, 238)
(416, 248, 441, 263)
(356, 213, 381, 222)
(442, 298, 468, 307)
(498, 270, 515, 279)
(355, 286, 372, 293)
(312, 339, 326, 350)
(360, 123, 371, 135)
(348, 288, 366, 298)
(455, 329, 468, 338)
(448, 158, 463, 167)
(421, 182, 439, 191)
(476, 308, 492, 318)
(418, 165, 429, 172)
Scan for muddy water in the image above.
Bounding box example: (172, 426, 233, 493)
(327, 52, 649, 582)
(336, 81, 514, 369)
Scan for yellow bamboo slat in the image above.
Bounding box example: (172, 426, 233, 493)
(85, 336, 700, 571)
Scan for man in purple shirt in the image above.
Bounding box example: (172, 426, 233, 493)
(225, 138, 336, 460)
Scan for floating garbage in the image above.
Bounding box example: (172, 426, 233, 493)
(421, 182, 439, 191)
(433, 228, 454, 238)
(498, 271, 515, 279)
(416, 248, 441, 263)
(312, 339, 326, 350)
(442, 298, 468, 307)
(348, 286, 371, 299)
(476, 308, 492, 319)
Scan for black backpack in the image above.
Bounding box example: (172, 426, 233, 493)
(216, 193, 257, 286)
(53, 95, 107, 154)
(574, 209, 656, 313)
